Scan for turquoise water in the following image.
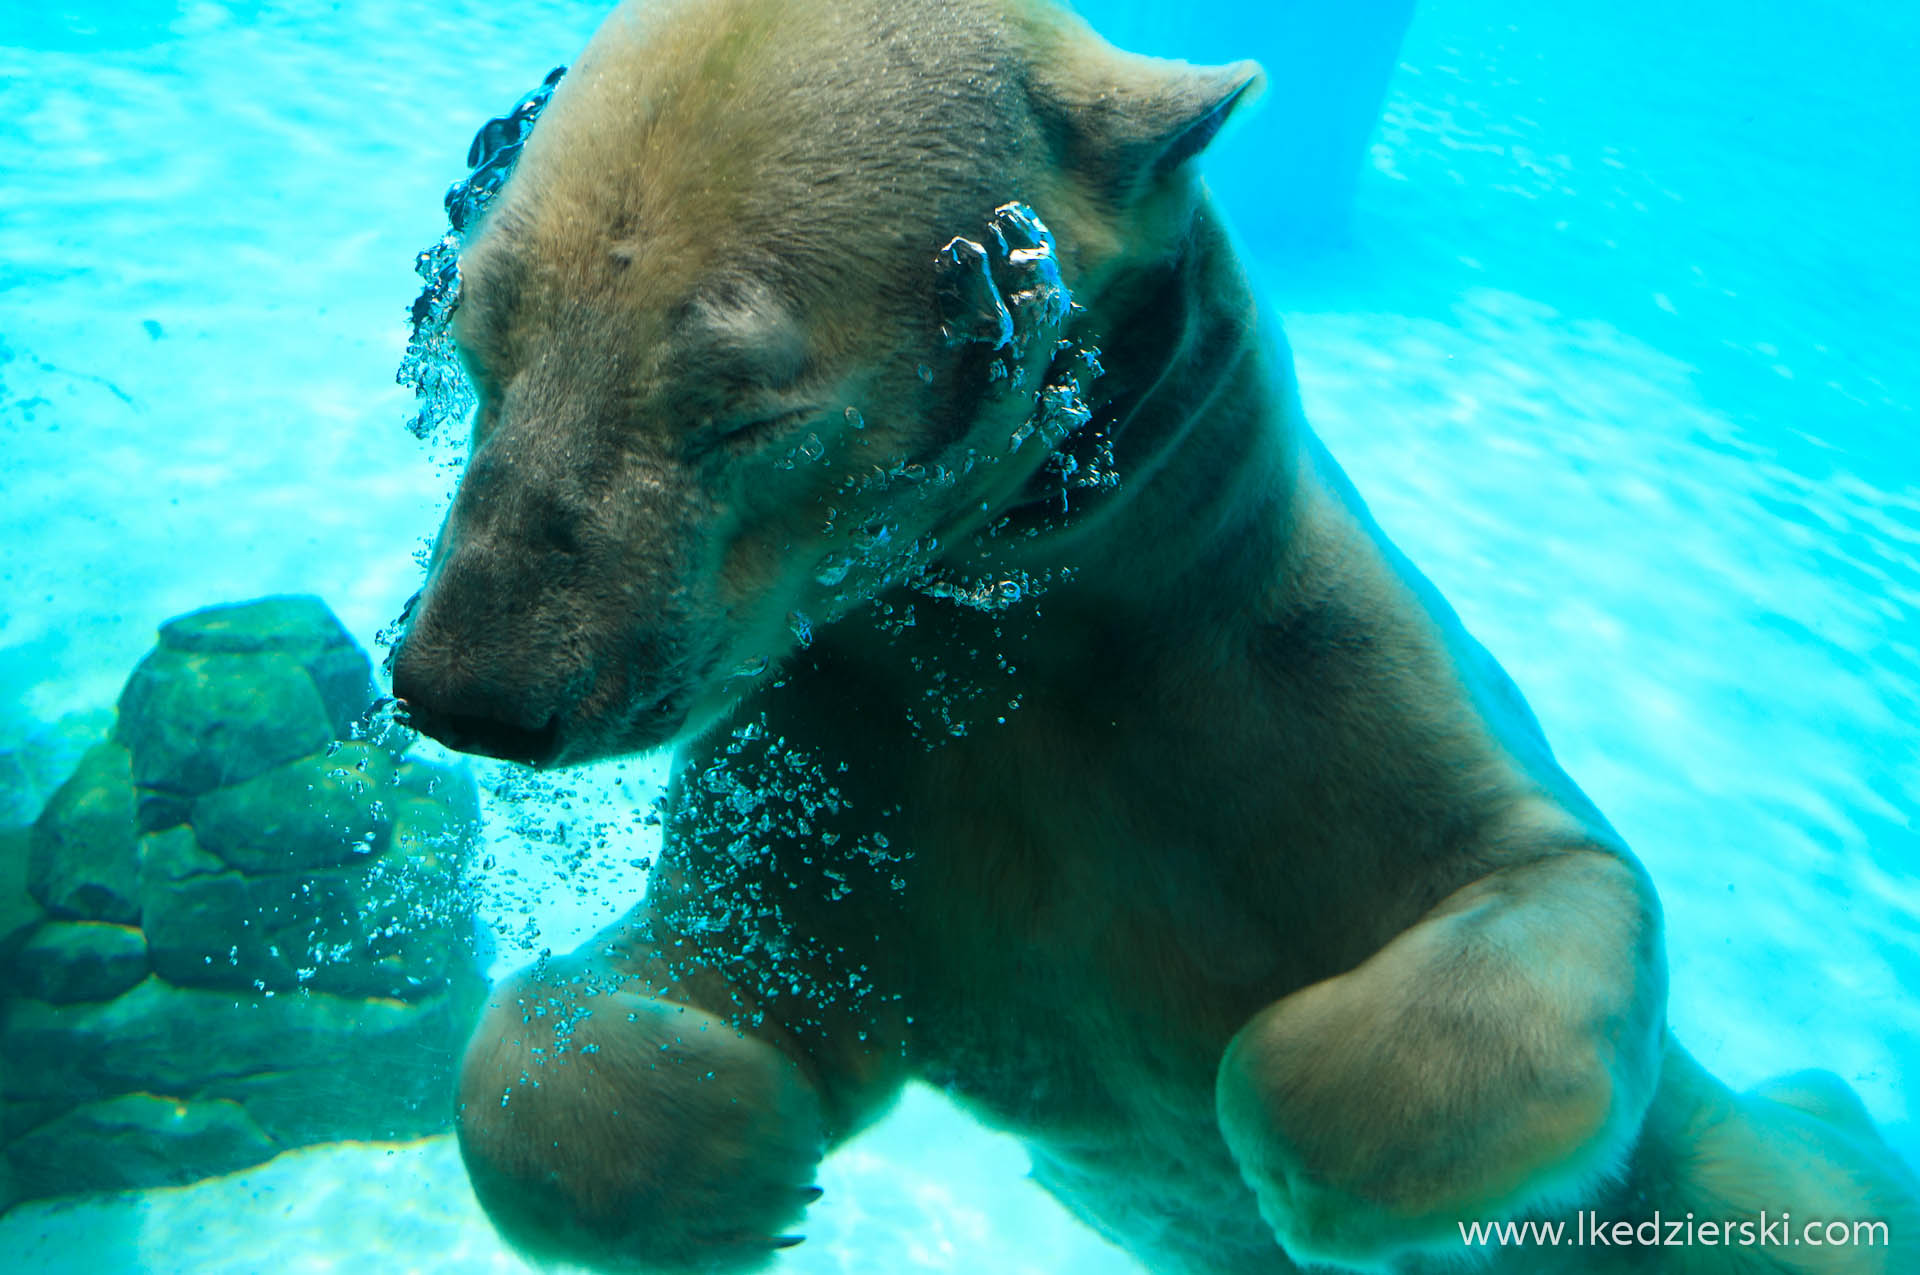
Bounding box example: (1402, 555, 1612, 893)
(1, 0, 1915, 1269)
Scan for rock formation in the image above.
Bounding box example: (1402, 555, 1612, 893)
(0, 596, 487, 1211)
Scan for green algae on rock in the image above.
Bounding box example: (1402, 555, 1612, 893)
(27, 742, 140, 924)
(0, 596, 487, 1212)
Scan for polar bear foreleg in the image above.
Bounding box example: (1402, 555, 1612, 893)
(1215, 850, 1666, 1270)
(455, 910, 899, 1274)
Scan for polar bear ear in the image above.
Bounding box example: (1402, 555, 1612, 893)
(1027, 42, 1265, 204)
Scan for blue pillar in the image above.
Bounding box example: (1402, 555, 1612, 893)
(1077, 0, 1418, 254)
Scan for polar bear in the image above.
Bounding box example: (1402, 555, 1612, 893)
(388, 0, 1920, 1271)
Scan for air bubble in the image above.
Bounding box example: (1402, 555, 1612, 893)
(399, 66, 567, 446)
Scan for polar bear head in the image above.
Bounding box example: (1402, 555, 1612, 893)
(391, 0, 1260, 764)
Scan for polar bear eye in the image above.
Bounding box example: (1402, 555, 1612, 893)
(700, 406, 819, 453)
(730, 407, 818, 440)
(679, 284, 810, 393)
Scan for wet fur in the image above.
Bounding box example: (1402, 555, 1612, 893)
(399, 1, 1920, 1271)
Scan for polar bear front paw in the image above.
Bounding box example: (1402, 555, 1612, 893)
(1214, 852, 1665, 1270)
(457, 963, 827, 1274)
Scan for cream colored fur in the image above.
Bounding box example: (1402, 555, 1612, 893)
(388, 2, 1920, 1271)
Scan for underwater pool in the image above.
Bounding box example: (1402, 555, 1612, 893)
(1, 0, 1915, 1271)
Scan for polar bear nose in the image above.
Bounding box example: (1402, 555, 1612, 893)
(390, 640, 568, 766)
(402, 695, 564, 767)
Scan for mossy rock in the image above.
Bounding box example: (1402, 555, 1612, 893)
(26, 741, 139, 924)
(5, 1093, 278, 1200)
(147, 745, 476, 999)
(138, 824, 226, 885)
(201, 1044, 466, 1148)
(3, 1096, 64, 1141)
(390, 793, 480, 868)
(192, 741, 397, 874)
(0, 977, 475, 1106)
(196, 963, 487, 1147)
(142, 854, 465, 1001)
(116, 649, 334, 800)
(159, 595, 352, 658)
(157, 596, 374, 741)
(9, 921, 147, 1003)
(1, 825, 40, 961)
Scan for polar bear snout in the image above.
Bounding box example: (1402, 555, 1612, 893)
(392, 599, 696, 768)
(391, 683, 565, 765)
(391, 535, 701, 767)
(390, 618, 574, 766)
(390, 415, 723, 766)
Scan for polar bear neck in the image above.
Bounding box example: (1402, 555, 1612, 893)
(984, 196, 1305, 621)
